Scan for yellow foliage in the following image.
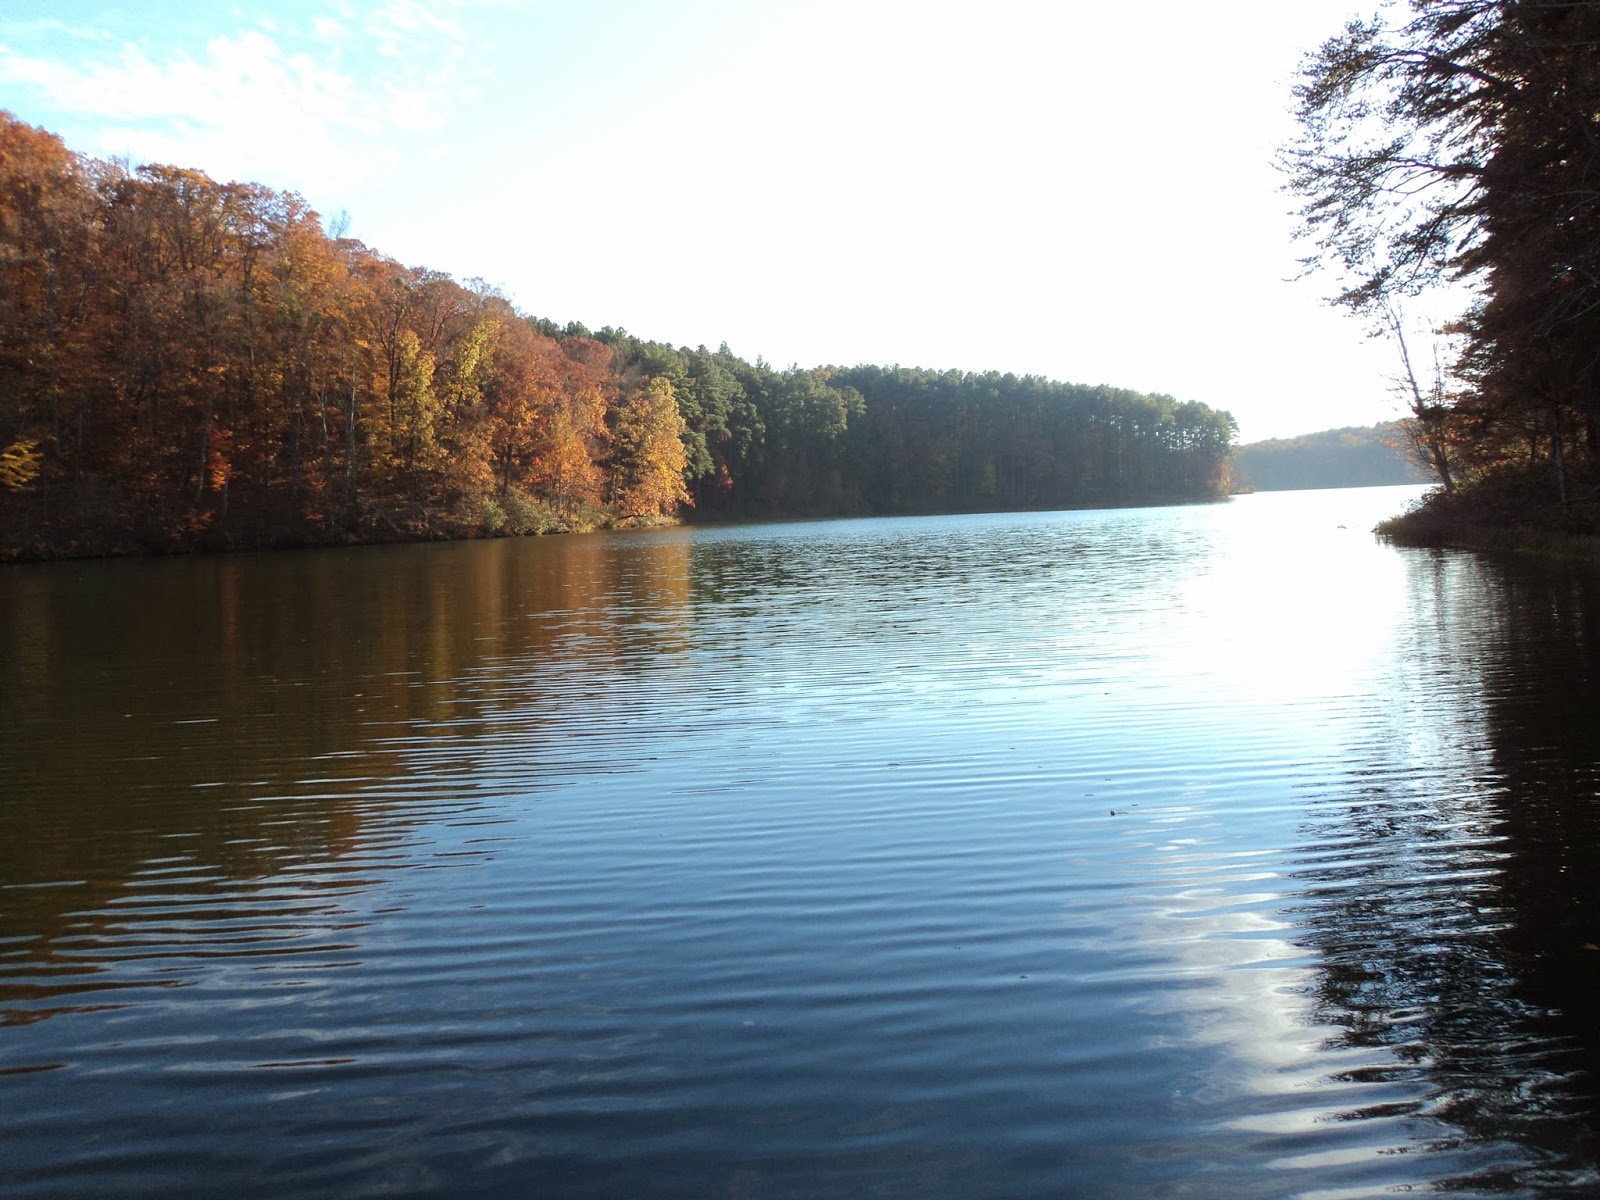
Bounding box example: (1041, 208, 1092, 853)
(0, 439, 42, 490)
(613, 377, 691, 520)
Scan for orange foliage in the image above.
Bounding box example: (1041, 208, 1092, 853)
(0, 110, 704, 556)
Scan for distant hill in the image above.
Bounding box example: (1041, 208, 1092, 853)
(1233, 421, 1431, 491)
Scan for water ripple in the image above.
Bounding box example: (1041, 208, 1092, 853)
(4, 488, 1599, 1196)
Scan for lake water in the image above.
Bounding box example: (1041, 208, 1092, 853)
(3, 485, 1599, 1199)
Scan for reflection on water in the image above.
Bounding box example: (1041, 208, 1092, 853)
(1, 536, 693, 1023)
(2, 486, 1598, 1198)
(1289, 551, 1600, 1195)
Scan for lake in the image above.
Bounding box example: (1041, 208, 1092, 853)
(3, 485, 1599, 1198)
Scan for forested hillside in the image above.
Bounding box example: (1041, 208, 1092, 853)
(1234, 422, 1429, 491)
(0, 114, 1236, 560)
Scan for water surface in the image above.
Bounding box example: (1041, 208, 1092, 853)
(3, 486, 1598, 1198)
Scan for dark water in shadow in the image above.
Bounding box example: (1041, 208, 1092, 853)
(2, 485, 1597, 1198)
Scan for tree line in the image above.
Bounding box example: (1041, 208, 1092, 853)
(0, 113, 1236, 560)
(1286, 0, 1600, 531)
(1234, 422, 1430, 491)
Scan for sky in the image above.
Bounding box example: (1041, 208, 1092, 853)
(0, 0, 1419, 442)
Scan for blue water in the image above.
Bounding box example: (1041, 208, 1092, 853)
(4, 485, 1598, 1198)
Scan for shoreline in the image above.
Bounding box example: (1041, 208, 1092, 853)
(0, 492, 1233, 566)
(1377, 516, 1600, 560)
(1375, 488, 1600, 560)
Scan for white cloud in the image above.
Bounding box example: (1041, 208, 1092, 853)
(367, 0, 462, 58)
(0, 6, 472, 194)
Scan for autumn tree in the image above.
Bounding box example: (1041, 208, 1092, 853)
(0, 114, 103, 489)
(481, 314, 554, 498)
(0, 112, 1240, 560)
(610, 375, 690, 521)
(541, 335, 613, 514)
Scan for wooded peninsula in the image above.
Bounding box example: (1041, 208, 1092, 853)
(0, 113, 1236, 562)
